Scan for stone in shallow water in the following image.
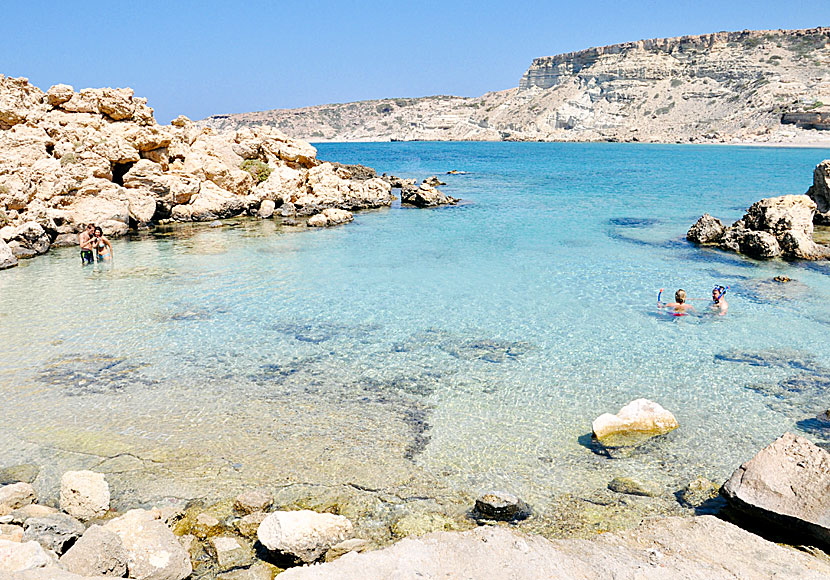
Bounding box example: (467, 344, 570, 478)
(60, 470, 110, 521)
(0, 465, 39, 485)
(592, 398, 679, 449)
(473, 492, 530, 521)
(234, 489, 273, 515)
(257, 510, 354, 564)
(608, 477, 662, 498)
(676, 477, 724, 514)
(722, 432, 830, 548)
(210, 536, 253, 571)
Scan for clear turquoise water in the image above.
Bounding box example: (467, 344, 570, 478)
(2, 143, 830, 519)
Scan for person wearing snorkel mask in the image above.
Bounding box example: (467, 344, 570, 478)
(712, 285, 728, 315)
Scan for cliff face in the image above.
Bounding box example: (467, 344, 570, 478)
(200, 28, 830, 145)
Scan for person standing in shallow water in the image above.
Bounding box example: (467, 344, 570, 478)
(78, 224, 94, 265)
(91, 226, 113, 262)
(660, 289, 695, 316)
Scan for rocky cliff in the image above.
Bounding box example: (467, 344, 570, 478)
(200, 28, 830, 145)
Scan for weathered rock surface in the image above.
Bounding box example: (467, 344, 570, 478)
(277, 516, 830, 579)
(0, 239, 17, 269)
(234, 512, 266, 539)
(59, 471, 109, 521)
(722, 432, 830, 547)
(307, 208, 354, 228)
(104, 508, 192, 580)
(0, 539, 54, 573)
(200, 28, 830, 147)
(686, 213, 725, 244)
(22, 513, 85, 554)
(691, 193, 830, 260)
(807, 159, 830, 224)
(592, 398, 678, 449)
(257, 510, 354, 564)
(324, 539, 371, 562)
(473, 492, 529, 521)
(0, 484, 36, 511)
(233, 490, 273, 515)
(400, 183, 457, 207)
(59, 524, 128, 577)
(8, 505, 58, 525)
(209, 536, 252, 571)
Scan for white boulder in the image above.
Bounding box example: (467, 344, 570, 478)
(257, 510, 354, 563)
(59, 470, 110, 521)
(104, 508, 192, 580)
(592, 398, 678, 448)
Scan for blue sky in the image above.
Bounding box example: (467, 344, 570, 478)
(2, 1, 827, 122)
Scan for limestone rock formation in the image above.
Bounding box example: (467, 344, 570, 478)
(721, 432, 830, 547)
(277, 516, 830, 579)
(59, 470, 109, 521)
(400, 183, 458, 208)
(807, 159, 830, 224)
(257, 510, 354, 564)
(104, 508, 192, 580)
(59, 524, 128, 577)
(0, 483, 36, 512)
(0, 74, 397, 269)
(592, 398, 679, 449)
(307, 208, 354, 227)
(199, 28, 830, 146)
(690, 194, 830, 260)
(22, 513, 85, 555)
(0, 539, 55, 573)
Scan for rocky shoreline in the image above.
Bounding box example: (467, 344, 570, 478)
(2, 424, 830, 579)
(0, 75, 457, 271)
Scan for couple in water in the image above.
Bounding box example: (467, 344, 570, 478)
(659, 286, 728, 316)
(78, 224, 113, 265)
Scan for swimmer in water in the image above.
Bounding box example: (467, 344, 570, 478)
(712, 285, 728, 316)
(658, 289, 695, 316)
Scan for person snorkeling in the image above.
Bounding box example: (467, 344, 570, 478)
(658, 288, 695, 316)
(711, 285, 728, 316)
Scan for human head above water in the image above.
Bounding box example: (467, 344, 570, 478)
(713, 285, 726, 300)
(94, 226, 103, 236)
(675, 289, 686, 303)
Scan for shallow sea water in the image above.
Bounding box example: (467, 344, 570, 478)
(2, 143, 830, 533)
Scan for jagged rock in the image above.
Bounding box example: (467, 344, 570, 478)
(422, 176, 446, 187)
(722, 432, 830, 547)
(400, 183, 457, 207)
(59, 524, 128, 577)
(209, 536, 253, 571)
(0, 539, 54, 572)
(234, 511, 266, 539)
(187, 181, 245, 221)
(608, 477, 662, 497)
(592, 398, 678, 449)
(234, 490, 273, 515)
(277, 516, 830, 579)
(22, 513, 85, 555)
(687, 213, 725, 244)
(104, 508, 192, 580)
(473, 492, 530, 521)
(716, 195, 830, 260)
(331, 163, 377, 181)
(0, 483, 36, 511)
(308, 208, 354, 228)
(302, 163, 394, 210)
(257, 510, 354, 564)
(45, 84, 74, 107)
(59, 471, 109, 521)
(9, 222, 50, 257)
(807, 159, 830, 224)
(0, 239, 17, 269)
(97, 87, 136, 121)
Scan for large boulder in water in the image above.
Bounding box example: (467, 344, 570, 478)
(721, 432, 830, 547)
(807, 159, 830, 224)
(687, 213, 725, 244)
(257, 510, 354, 564)
(400, 183, 457, 207)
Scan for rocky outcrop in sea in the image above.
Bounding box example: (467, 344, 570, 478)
(688, 161, 830, 260)
(0, 75, 401, 269)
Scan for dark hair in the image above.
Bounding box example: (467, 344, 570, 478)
(94, 227, 103, 235)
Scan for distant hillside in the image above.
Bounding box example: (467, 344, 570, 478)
(200, 28, 830, 145)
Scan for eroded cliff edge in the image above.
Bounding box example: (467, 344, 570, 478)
(200, 28, 830, 145)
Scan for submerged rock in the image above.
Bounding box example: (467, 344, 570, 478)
(257, 510, 354, 564)
(592, 398, 679, 450)
(608, 477, 662, 497)
(234, 489, 273, 515)
(721, 432, 830, 547)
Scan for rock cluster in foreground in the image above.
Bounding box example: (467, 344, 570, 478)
(688, 167, 830, 260)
